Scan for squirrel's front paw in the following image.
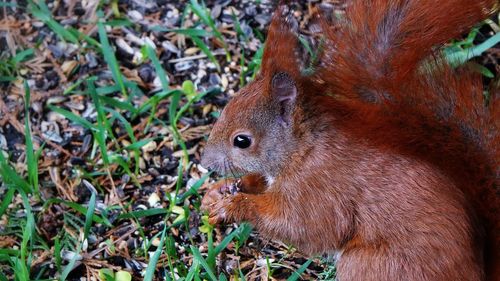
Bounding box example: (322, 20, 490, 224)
(207, 196, 233, 225)
(201, 181, 238, 211)
(201, 180, 241, 224)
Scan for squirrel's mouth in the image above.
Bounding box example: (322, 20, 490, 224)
(215, 166, 246, 180)
(201, 157, 247, 179)
(217, 178, 242, 195)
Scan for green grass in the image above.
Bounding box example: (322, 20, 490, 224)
(28, 0, 79, 44)
(189, 0, 231, 63)
(1, 1, 315, 279)
(0, 49, 34, 82)
(444, 21, 500, 77)
(98, 15, 128, 97)
(23, 81, 41, 198)
(1, 1, 498, 280)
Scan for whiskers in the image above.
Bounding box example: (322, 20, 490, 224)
(222, 157, 238, 179)
(206, 158, 243, 186)
(223, 158, 242, 194)
(223, 158, 230, 187)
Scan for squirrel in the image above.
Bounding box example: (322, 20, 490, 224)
(200, 0, 499, 280)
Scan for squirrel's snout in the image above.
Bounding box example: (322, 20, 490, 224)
(200, 152, 211, 171)
(200, 147, 218, 172)
(201, 146, 228, 177)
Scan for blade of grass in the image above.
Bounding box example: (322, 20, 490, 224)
(13, 49, 34, 64)
(95, 84, 125, 96)
(170, 88, 216, 164)
(0, 76, 16, 82)
(234, 223, 252, 253)
(189, 0, 230, 61)
(207, 222, 215, 271)
(239, 48, 246, 87)
(0, 2, 17, 7)
(63, 78, 85, 95)
(191, 246, 217, 281)
(145, 45, 169, 90)
(136, 89, 183, 115)
(106, 19, 133, 27)
(191, 36, 220, 71)
(98, 17, 127, 97)
(28, 0, 79, 44)
(189, 0, 221, 38)
(239, 267, 246, 281)
(0, 271, 8, 281)
(83, 191, 97, 239)
(0, 187, 15, 218)
(446, 32, 500, 66)
(117, 208, 169, 220)
(99, 95, 138, 114)
(144, 225, 167, 281)
(175, 89, 216, 123)
(185, 259, 200, 281)
(14, 256, 30, 281)
(59, 243, 82, 281)
(108, 155, 138, 185)
(23, 81, 39, 197)
(48, 105, 95, 130)
(231, 10, 248, 42)
(104, 108, 141, 175)
(54, 237, 62, 272)
(0, 152, 31, 193)
(213, 223, 251, 255)
(286, 259, 313, 281)
(144, 44, 175, 129)
(177, 173, 210, 202)
(60, 190, 99, 280)
(149, 27, 211, 37)
(167, 88, 191, 163)
(88, 78, 112, 166)
(74, 28, 101, 48)
(245, 45, 264, 80)
(18, 188, 35, 281)
(168, 161, 186, 210)
(104, 108, 137, 143)
(123, 138, 156, 150)
(44, 198, 111, 226)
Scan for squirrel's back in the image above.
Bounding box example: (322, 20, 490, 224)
(304, 0, 499, 277)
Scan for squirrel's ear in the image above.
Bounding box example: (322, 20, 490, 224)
(260, 5, 300, 77)
(272, 72, 297, 126)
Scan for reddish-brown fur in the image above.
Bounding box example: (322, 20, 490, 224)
(201, 1, 499, 280)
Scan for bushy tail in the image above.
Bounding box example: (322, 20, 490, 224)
(318, 0, 497, 94)
(313, 0, 499, 278)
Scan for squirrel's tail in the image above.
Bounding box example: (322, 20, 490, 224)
(313, 0, 499, 278)
(317, 0, 497, 92)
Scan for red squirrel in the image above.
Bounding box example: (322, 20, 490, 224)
(200, 0, 500, 280)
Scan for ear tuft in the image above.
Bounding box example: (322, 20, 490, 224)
(271, 72, 297, 126)
(260, 5, 300, 77)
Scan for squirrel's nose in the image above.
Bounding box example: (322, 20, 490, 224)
(200, 155, 211, 171)
(200, 147, 215, 171)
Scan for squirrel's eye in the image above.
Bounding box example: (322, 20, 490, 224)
(233, 135, 252, 149)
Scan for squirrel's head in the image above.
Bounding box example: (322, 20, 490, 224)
(201, 4, 311, 181)
(201, 72, 300, 180)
